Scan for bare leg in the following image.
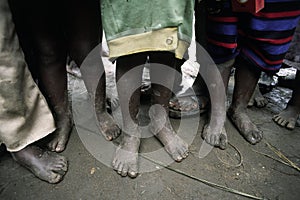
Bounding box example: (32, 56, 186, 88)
(25, 2, 72, 152)
(227, 57, 263, 144)
(11, 145, 68, 184)
(273, 70, 300, 129)
(199, 56, 234, 149)
(64, 0, 120, 140)
(149, 52, 189, 161)
(112, 53, 146, 178)
(95, 75, 121, 140)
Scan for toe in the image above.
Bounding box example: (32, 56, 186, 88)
(47, 142, 57, 152)
(279, 119, 287, 126)
(121, 165, 129, 177)
(112, 159, 120, 170)
(273, 115, 280, 122)
(248, 135, 257, 144)
(219, 134, 227, 150)
(48, 173, 63, 184)
(277, 118, 284, 125)
(106, 135, 113, 141)
(183, 151, 189, 158)
(287, 120, 296, 130)
(55, 142, 66, 153)
(117, 163, 124, 175)
(128, 166, 138, 178)
(178, 147, 188, 159)
(174, 154, 183, 162)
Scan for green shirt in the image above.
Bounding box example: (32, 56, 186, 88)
(101, 0, 195, 59)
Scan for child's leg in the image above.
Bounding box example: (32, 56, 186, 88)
(227, 57, 263, 144)
(65, 0, 120, 140)
(28, 3, 72, 152)
(149, 52, 189, 162)
(273, 70, 300, 129)
(112, 53, 147, 178)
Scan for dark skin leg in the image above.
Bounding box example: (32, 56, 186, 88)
(11, 145, 68, 184)
(273, 70, 300, 129)
(3, 0, 68, 183)
(112, 53, 146, 178)
(28, 3, 72, 152)
(64, 0, 120, 140)
(149, 52, 189, 161)
(95, 75, 121, 141)
(197, 57, 232, 149)
(169, 0, 228, 149)
(227, 57, 263, 144)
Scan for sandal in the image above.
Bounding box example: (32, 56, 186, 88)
(169, 94, 209, 119)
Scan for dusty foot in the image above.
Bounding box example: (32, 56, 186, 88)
(228, 107, 263, 144)
(248, 85, 268, 108)
(202, 124, 227, 150)
(96, 111, 121, 141)
(273, 105, 300, 130)
(112, 131, 140, 178)
(149, 105, 189, 162)
(11, 145, 68, 184)
(48, 114, 72, 153)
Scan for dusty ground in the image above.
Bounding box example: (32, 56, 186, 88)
(1, 54, 300, 200)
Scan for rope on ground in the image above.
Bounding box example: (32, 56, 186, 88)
(251, 149, 291, 167)
(251, 139, 300, 173)
(141, 155, 265, 200)
(215, 142, 243, 168)
(264, 140, 300, 172)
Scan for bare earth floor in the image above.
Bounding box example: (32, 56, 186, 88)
(1, 64, 300, 200)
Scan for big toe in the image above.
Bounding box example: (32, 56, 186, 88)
(128, 166, 138, 178)
(55, 141, 67, 152)
(47, 172, 64, 184)
(287, 120, 296, 130)
(247, 130, 263, 144)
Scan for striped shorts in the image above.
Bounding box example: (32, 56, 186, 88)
(206, 0, 300, 72)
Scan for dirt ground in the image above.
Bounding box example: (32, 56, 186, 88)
(1, 55, 300, 200)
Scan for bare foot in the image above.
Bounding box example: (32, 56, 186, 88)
(228, 107, 263, 144)
(149, 105, 189, 162)
(273, 105, 300, 130)
(96, 111, 121, 141)
(248, 85, 268, 108)
(112, 131, 140, 178)
(48, 114, 72, 152)
(11, 145, 68, 184)
(202, 124, 227, 150)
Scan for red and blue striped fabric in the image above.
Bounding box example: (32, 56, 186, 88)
(206, 0, 300, 72)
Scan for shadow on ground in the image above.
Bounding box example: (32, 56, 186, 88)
(1, 64, 300, 200)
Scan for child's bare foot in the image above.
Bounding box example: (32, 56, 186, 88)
(112, 129, 140, 178)
(48, 111, 72, 153)
(149, 105, 189, 162)
(273, 105, 300, 130)
(273, 70, 300, 130)
(202, 123, 227, 150)
(11, 145, 68, 184)
(228, 107, 263, 144)
(94, 79, 120, 141)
